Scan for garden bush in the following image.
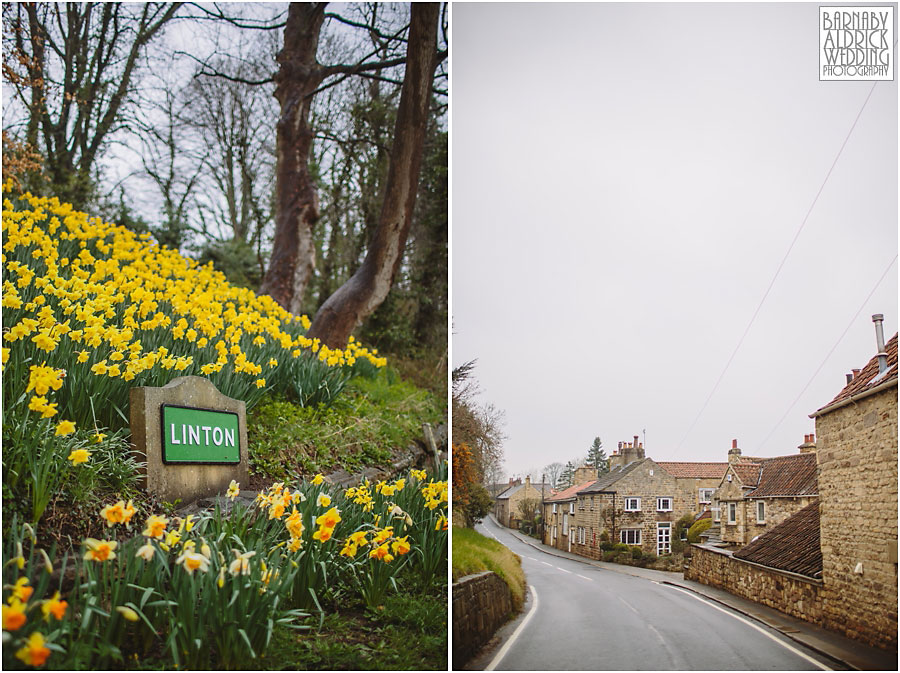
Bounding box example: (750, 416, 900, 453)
(688, 517, 713, 543)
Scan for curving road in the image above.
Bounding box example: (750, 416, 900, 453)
(474, 516, 837, 671)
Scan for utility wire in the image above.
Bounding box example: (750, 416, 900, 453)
(757, 254, 897, 450)
(674, 80, 882, 454)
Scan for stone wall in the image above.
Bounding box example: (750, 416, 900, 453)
(815, 386, 898, 650)
(452, 571, 514, 668)
(685, 545, 824, 625)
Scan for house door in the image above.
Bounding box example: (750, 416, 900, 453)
(657, 522, 671, 556)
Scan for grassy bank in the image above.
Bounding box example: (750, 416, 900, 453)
(452, 526, 526, 610)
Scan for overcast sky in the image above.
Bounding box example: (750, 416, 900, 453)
(451, 2, 898, 479)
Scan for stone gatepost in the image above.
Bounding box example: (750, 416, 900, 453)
(130, 376, 249, 505)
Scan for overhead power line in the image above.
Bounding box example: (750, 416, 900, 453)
(674, 80, 882, 455)
(757, 254, 897, 450)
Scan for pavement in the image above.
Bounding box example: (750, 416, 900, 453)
(499, 523, 897, 672)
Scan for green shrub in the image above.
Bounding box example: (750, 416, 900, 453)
(688, 517, 713, 543)
(630, 546, 642, 560)
(599, 541, 614, 552)
(613, 542, 630, 552)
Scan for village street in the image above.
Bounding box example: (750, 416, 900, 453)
(469, 516, 840, 671)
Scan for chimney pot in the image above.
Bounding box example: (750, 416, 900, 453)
(732, 439, 738, 449)
(810, 433, 815, 443)
(873, 314, 888, 373)
(846, 373, 854, 385)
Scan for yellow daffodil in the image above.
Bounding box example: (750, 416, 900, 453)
(315, 507, 341, 529)
(67, 448, 90, 465)
(8, 577, 33, 603)
(228, 550, 256, 576)
(316, 493, 331, 508)
(83, 538, 117, 562)
(116, 605, 140, 622)
(15, 631, 51, 667)
(135, 543, 155, 562)
(226, 479, 240, 500)
(55, 420, 76, 436)
(3, 599, 27, 631)
(175, 550, 210, 575)
(311, 474, 324, 485)
(41, 592, 68, 620)
(143, 514, 169, 539)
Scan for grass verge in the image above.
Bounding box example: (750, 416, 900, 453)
(452, 525, 526, 611)
(248, 369, 443, 481)
(260, 588, 447, 670)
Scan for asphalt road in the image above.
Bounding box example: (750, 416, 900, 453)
(475, 516, 835, 671)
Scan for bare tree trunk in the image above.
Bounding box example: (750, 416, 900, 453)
(258, 3, 326, 312)
(307, 3, 439, 348)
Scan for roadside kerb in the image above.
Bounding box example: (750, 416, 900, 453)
(493, 518, 895, 671)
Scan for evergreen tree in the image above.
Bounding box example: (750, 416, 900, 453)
(587, 436, 609, 474)
(560, 460, 576, 488)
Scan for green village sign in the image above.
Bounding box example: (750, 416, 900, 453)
(130, 376, 249, 504)
(161, 404, 240, 464)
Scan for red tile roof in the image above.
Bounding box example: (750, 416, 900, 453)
(747, 453, 817, 498)
(545, 480, 596, 502)
(733, 502, 822, 578)
(731, 461, 762, 486)
(814, 333, 898, 415)
(657, 462, 729, 479)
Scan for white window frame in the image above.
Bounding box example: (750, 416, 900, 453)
(656, 497, 673, 512)
(620, 528, 642, 545)
(563, 513, 569, 536)
(699, 488, 715, 504)
(657, 522, 672, 556)
(728, 502, 736, 524)
(569, 502, 575, 515)
(624, 497, 641, 512)
(552, 503, 557, 514)
(713, 502, 721, 522)
(590, 495, 594, 511)
(756, 500, 766, 524)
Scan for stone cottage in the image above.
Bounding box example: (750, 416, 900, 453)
(655, 461, 728, 514)
(542, 465, 597, 552)
(493, 475, 550, 529)
(810, 317, 897, 649)
(570, 439, 693, 558)
(711, 440, 818, 548)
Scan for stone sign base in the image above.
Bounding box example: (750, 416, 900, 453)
(130, 376, 249, 505)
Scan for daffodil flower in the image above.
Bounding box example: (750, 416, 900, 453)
(15, 631, 50, 667)
(116, 605, 140, 621)
(68, 448, 90, 465)
(41, 592, 68, 620)
(135, 543, 155, 562)
(83, 538, 117, 562)
(175, 550, 210, 575)
(226, 479, 240, 500)
(3, 599, 27, 631)
(316, 493, 331, 508)
(229, 549, 256, 576)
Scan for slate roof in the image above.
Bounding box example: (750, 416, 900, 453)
(577, 460, 647, 494)
(746, 453, 817, 498)
(733, 502, 822, 578)
(545, 480, 597, 502)
(495, 482, 550, 500)
(657, 462, 729, 479)
(814, 333, 898, 415)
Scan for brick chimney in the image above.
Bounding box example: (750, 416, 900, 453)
(798, 434, 817, 453)
(728, 438, 742, 464)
